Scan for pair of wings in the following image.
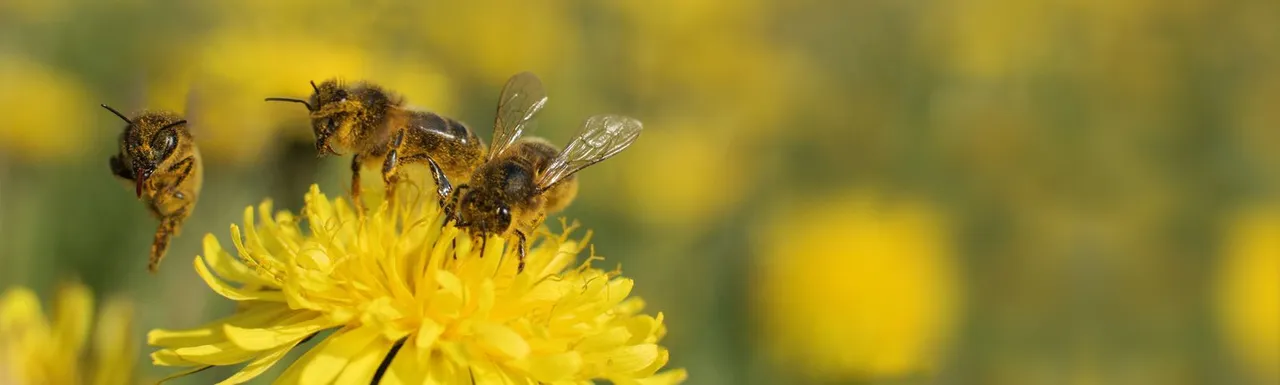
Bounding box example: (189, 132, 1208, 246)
(488, 72, 643, 191)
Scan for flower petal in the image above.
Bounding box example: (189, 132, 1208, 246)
(149, 304, 292, 348)
(195, 255, 285, 302)
(379, 340, 424, 385)
(475, 322, 531, 359)
(216, 341, 299, 385)
(613, 369, 689, 385)
(52, 282, 93, 355)
(517, 351, 583, 382)
(0, 287, 46, 332)
(300, 326, 382, 385)
(415, 318, 443, 353)
(333, 337, 394, 385)
(202, 233, 276, 287)
(224, 312, 333, 351)
(152, 341, 261, 366)
(579, 325, 634, 353)
(600, 344, 660, 374)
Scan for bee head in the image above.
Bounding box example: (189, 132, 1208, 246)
(102, 104, 188, 197)
(457, 191, 513, 235)
(266, 79, 399, 157)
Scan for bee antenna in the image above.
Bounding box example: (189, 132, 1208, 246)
(310, 80, 319, 93)
(160, 119, 188, 131)
(100, 104, 132, 124)
(264, 97, 314, 111)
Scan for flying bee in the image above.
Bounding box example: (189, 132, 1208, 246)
(103, 104, 202, 273)
(264, 80, 485, 203)
(424, 72, 643, 272)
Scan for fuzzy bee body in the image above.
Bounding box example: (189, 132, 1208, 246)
(425, 72, 640, 273)
(268, 80, 484, 201)
(103, 106, 201, 273)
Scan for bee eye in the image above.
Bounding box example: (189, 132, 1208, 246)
(496, 207, 510, 221)
(151, 131, 177, 159)
(335, 90, 348, 101)
(325, 118, 337, 132)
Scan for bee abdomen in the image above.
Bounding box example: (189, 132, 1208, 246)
(402, 111, 486, 180)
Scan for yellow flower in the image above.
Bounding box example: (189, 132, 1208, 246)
(754, 192, 961, 381)
(149, 184, 686, 384)
(1215, 206, 1280, 384)
(0, 282, 137, 385)
(0, 55, 94, 163)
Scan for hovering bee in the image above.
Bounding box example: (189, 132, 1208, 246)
(103, 104, 202, 273)
(265, 80, 485, 203)
(424, 72, 643, 272)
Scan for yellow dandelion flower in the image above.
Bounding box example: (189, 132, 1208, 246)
(0, 55, 94, 163)
(149, 184, 686, 384)
(0, 282, 137, 385)
(753, 191, 962, 381)
(1215, 205, 1280, 384)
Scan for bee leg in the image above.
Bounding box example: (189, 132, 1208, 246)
(167, 156, 196, 186)
(109, 154, 133, 180)
(422, 156, 453, 205)
(514, 230, 528, 273)
(381, 130, 408, 204)
(350, 154, 365, 211)
(149, 212, 185, 273)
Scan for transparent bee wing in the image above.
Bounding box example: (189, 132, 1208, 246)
(489, 71, 548, 160)
(536, 114, 643, 191)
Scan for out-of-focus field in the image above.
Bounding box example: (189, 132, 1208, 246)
(1, 0, 1277, 384)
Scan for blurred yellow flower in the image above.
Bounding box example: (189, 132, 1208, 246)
(150, 184, 685, 384)
(754, 192, 961, 380)
(616, 126, 746, 229)
(0, 56, 95, 163)
(1215, 206, 1280, 384)
(418, 0, 577, 82)
(0, 282, 136, 385)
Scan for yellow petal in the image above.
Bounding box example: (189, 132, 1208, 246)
(202, 233, 276, 287)
(517, 351, 583, 382)
(475, 322, 531, 359)
(575, 326, 632, 353)
(380, 340, 423, 385)
(615, 297, 647, 316)
(152, 341, 261, 366)
(155, 365, 214, 384)
(416, 318, 443, 353)
(91, 298, 137, 385)
(422, 352, 468, 385)
(271, 329, 338, 384)
(195, 255, 285, 302)
(224, 312, 333, 351)
(602, 344, 660, 374)
(300, 326, 382, 385)
(149, 304, 291, 347)
(603, 278, 635, 308)
(625, 315, 660, 344)
(0, 287, 46, 332)
(469, 360, 518, 384)
(333, 337, 394, 385)
(614, 369, 689, 385)
(216, 342, 298, 385)
(52, 282, 93, 355)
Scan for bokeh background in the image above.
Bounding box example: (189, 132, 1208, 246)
(1, 0, 1278, 384)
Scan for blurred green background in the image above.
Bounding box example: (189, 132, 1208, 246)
(1, 0, 1278, 384)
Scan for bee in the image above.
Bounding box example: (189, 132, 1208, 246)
(423, 72, 643, 272)
(102, 104, 202, 273)
(264, 80, 485, 203)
